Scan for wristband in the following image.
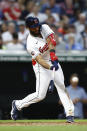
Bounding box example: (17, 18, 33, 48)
(50, 49, 58, 61)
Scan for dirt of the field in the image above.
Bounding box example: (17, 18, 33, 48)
(0, 122, 87, 126)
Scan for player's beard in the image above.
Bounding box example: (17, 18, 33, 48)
(30, 26, 41, 37)
(30, 31, 40, 37)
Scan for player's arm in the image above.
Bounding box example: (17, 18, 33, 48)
(46, 33, 56, 50)
(35, 54, 58, 70)
(46, 33, 58, 63)
(35, 54, 50, 69)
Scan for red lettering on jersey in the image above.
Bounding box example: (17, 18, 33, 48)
(39, 43, 49, 53)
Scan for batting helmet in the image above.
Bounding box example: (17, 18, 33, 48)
(25, 16, 40, 28)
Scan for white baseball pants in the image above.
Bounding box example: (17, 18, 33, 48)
(15, 63, 74, 117)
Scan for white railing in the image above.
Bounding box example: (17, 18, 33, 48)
(0, 50, 87, 62)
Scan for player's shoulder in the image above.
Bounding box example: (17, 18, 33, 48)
(27, 34, 37, 49)
(27, 33, 37, 44)
(27, 33, 32, 41)
(41, 24, 50, 30)
(41, 24, 54, 37)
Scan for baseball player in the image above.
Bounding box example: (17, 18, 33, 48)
(11, 16, 74, 122)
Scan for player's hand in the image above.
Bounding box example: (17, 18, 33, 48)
(50, 64, 59, 71)
(51, 59, 58, 65)
(50, 59, 59, 71)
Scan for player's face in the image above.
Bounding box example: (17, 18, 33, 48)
(29, 26, 40, 36)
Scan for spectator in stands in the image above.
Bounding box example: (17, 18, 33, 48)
(45, 7, 60, 24)
(64, 25, 84, 48)
(0, 8, 4, 20)
(56, 36, 66, 51)
(50, 25, 66, 51)
(27, 3, 47, 23)
(41, 0, 61, 15)
(3, 0, 21, 21)
(46, 15, 56, 25)
(56, 38, 66, 51)
(0, 36, 3, 49)
(66, 74, 87, 118)
(58, 73, 87, 119)
(6, 32, 24, 50)
(74, 0, 86, 11)
(74, 13, 87, 33)
(20, 0, 35, 20)
(18, 21, 29, 46)
(60, 0, 75, 24)
(0, 22, 7, 33)
(1, 22, 16, 47)
(82, 25, 87, 49)
(49, 25, 66, 51)
(0, 0, 10, 10)
(65, 33, 83, 50)
(17, 0, 25, 8)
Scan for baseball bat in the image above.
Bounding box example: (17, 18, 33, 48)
(49, 68, 55, 92)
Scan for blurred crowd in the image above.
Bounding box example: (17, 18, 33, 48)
(0, 0, 87, 51)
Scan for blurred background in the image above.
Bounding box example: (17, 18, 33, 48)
(0, 0, 87, 120)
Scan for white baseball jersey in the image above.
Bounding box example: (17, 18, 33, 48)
(27, 24, 54, 70)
